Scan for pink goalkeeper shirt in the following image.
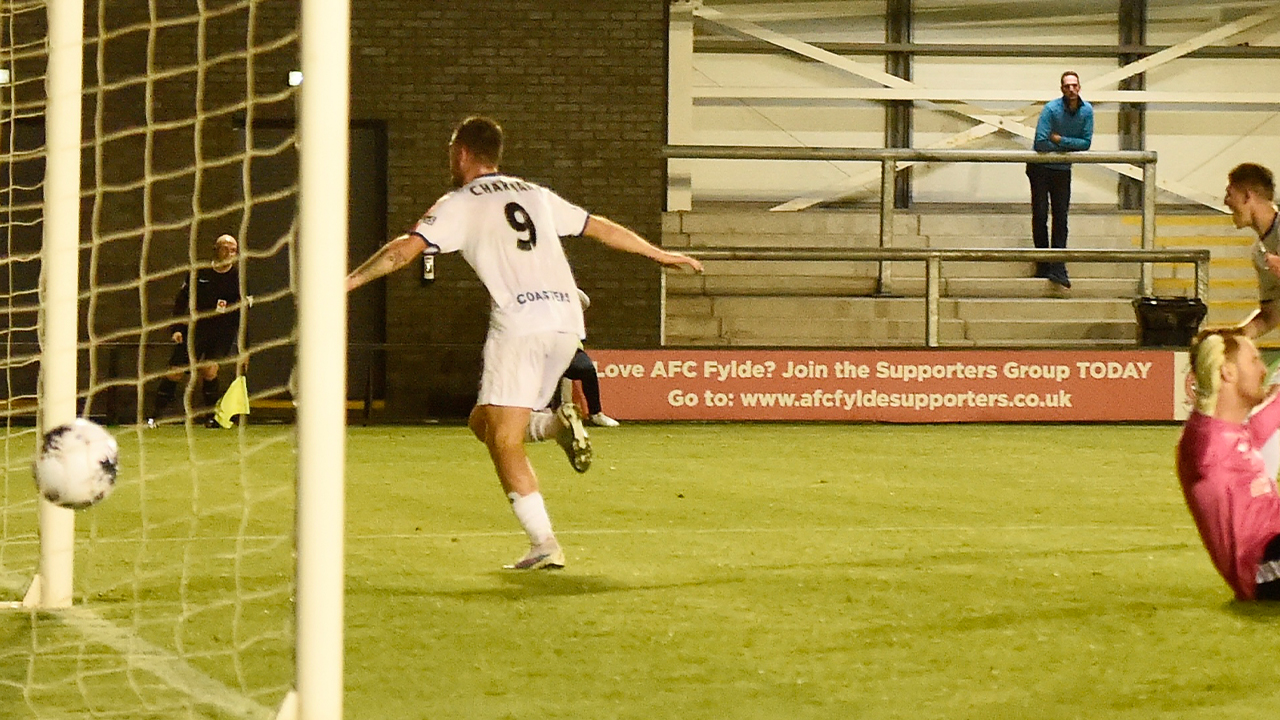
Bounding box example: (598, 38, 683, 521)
(1176, 391, 1280, 600)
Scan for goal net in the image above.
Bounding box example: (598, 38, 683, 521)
(1, 1, 346, 717)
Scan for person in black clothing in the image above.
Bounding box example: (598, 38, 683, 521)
(558, 289, 619, 427)
(563, 348, 618, 427)
(1028, 71, 1094, 289)
(148, 235, 244, 426)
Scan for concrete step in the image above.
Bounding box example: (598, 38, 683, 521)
(943, 338, 1140, 349)
(893, 260, 1140, 279)
(667, 210, 1237, 240)
(684, 257, 1147, 280)
(896, 277, 1141, 298)
(950, 298, 1138, 321)
(667, 272, 880, 296)
(677, 232, 1144, 251)
(905, 234, 1137, 250)
(671, 318, 1142, 347)
(669, 296, 1141, 323)
(781, 297, 942, 322)
(961, 319, 1136, 342)
(669, 298, 1140, 341)
(689, 260, 880, 278)
(670, 272, 1145, 298)
(717, 317, 968, 346)
(661, 209, 1231, 347)
(671, 212, 889, 236)
(918, 213, 1149, 237)
(674, 233, 876, 249)
(1208, 300, 1266, 330)
(1135, 215, 1239, 236)
(665, 314, 722, 340)
(699, 296, 925, 321)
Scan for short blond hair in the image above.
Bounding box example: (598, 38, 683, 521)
(1190, 328, 1247, 414)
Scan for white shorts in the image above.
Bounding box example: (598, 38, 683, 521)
(477, 331, 579, 410)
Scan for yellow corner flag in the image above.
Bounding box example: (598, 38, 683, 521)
(214, 376, 250, 428)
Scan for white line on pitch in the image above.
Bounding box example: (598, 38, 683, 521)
(353, 524, 1186, 541)
(0, 524, 1189, 547)
(0, 569, 275, 720)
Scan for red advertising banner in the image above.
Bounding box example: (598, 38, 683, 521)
(590, 349, 1191, 422)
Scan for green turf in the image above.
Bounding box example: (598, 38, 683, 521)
(3, 423, 1279, 719)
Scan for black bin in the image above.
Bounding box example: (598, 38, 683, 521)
(1132, 296, 1207, 347)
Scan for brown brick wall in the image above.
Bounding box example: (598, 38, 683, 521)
(349, 0, 669, 416)
(8, 1, 668, 420)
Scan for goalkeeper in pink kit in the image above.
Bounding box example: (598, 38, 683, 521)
(1177, 328, 1280, 600)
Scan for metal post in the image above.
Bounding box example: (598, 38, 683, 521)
(667, 2, 695, 212)
(878, 158, 895, 295)
(363, 360, 373, 426)
(925, 255, 941, 347)
(1142, 160, 1156, 295)
(885, 0, 912, 209)
(28, 0, 86, 611)
(1195, 256, 1209, 300)
(296, 0, 350, 716)
(1118, 0, 1148, 211)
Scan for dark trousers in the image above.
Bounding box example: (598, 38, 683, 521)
(1026, 164, 1072, 279)
(1257, 534, 1280, 601)
(561, 348, 603, 415)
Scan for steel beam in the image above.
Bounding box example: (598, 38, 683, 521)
(693, 39, 1280, 60)
(690, 4, 1280, 212)
(885, 0, 912, 209)
(1118, 0, 1148, 211)
(692, 87, 1280, 105)
(664, 146, 1157, 164)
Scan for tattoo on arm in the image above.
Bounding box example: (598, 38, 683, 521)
(349, 237, 419, 289)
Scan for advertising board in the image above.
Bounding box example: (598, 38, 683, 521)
(589, 349, 1192, 422)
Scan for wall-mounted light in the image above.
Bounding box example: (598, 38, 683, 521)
(287, 71, 302, 87)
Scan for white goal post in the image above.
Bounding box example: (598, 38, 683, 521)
(292, 0, 351, 718)
(14, 1, 351, 718)
(26, 0, 86, 612)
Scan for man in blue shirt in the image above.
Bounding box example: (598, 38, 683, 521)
(1028, 71, 1093, 289)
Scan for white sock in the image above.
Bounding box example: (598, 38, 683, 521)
(508, 491, 554, 546)
(525, 410, 558, 442)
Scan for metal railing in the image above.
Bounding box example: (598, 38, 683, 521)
(682, 247, 1209, 348)
(663, 146, 1161, 294)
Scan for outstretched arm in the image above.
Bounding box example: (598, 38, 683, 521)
(1250, 386, 1280, 444)
(347, 233, 428, 292)
(582, 215, 703, 273)
(1239, 300, 1280, 340)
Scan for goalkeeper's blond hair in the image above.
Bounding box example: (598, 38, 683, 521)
(1189, 328, 1248, 415)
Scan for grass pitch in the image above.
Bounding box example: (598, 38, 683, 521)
(4, 423, 1280, 719)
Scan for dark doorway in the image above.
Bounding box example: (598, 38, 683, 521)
(237, 120, 388, 404)
(0, 118, 46, 412)
(239, 125, 298, 400)
(347, 123, 388, 405)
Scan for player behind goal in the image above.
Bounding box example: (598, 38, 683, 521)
(346, 116, 702, 570)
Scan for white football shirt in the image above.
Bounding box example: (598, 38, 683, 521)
(412, 173, 589, 339)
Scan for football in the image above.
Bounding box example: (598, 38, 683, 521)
(32, 418, 119, 510)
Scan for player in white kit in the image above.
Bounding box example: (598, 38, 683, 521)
(1226, 163, 1280, 481)
(346, 116, 702, 569)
